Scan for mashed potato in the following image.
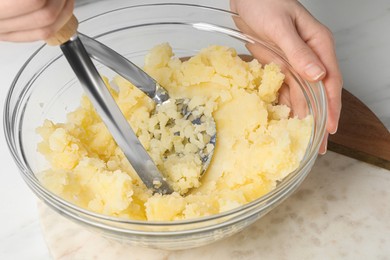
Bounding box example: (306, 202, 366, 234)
(37, 44, 312, 221)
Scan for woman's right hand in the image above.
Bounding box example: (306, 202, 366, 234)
(0, 0, 74, 42)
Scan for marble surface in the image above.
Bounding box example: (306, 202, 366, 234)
(0, 0, 389, 259)
(39, 152, 390, 260)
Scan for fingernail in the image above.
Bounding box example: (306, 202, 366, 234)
(319, 150, 327, 155)
(319, 142, 328, 155)
(305, 63, 325, 81)
(319, 133, 329, 155)
(330, 126, 338, 135)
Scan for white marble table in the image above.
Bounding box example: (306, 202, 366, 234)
(1, 1, 389, 259)
(39, 152, 390, 259)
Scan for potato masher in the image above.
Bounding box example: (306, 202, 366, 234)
(46, 15, 216, 194)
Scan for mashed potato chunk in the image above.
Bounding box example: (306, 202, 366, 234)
(37, 43, 312, 221)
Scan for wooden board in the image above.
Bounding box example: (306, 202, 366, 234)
(328, 89, 390, 170)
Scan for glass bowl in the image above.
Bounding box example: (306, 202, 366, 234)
(4, 1, 327, 250)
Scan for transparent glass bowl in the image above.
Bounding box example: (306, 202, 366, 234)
(4, 2, 327, 250)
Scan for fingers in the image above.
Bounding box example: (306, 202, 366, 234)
(310, 37, 342, 135)
(267, 17, 326, 83)
(0, 0, 66, 33)
(295, 7, 343, 135)
(267, 6, 342, 143)
(319, 133, 329, 155)
(320, 59, 343, 135)
(0, 0, 46, 19)
(0, 0, 74, 42)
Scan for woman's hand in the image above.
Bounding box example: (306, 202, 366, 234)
(231, 0, 343, 154)
(0, 0, 74, 42)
